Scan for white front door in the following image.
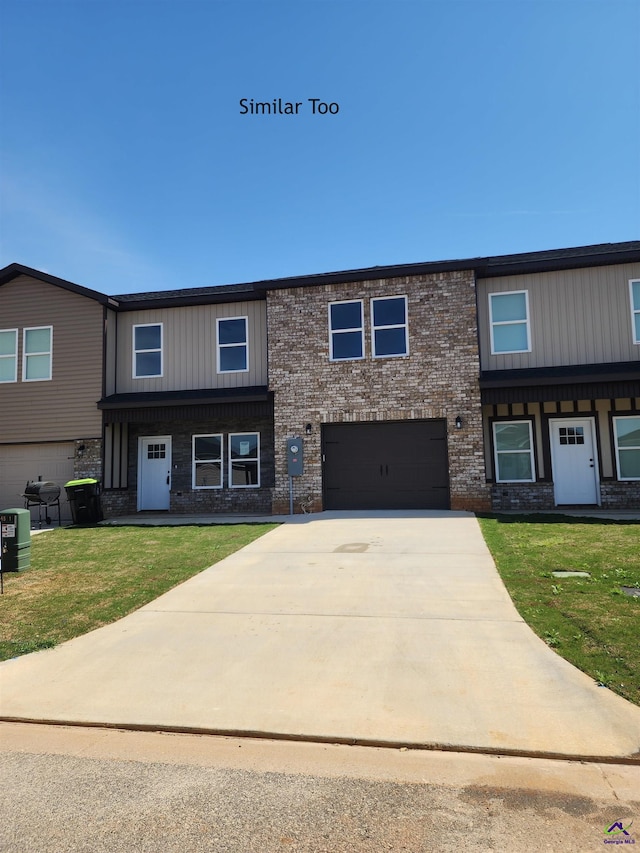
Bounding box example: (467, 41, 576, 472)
(550, 419, 599, 505)
(138, 437, 171, 511)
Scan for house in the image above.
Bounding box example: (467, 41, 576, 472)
(1, 241, 638, 520)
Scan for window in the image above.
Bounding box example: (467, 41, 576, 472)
(0, 329, 18, 383)
(329, 300, 364, 360)
(217, 317, 248, 372)
(229, 432, 260, 487)
(489, 291, 531, 354)
(613, 417, 640, 480)
(133, 324, 163, 378)
(23, 326, 52, 381)
(630, 280, 640, 344)
(558, 426, 584, 445)
(493, 421, 535, 482)
(193, 434, 223, 488)
(371, 296, 408, 357)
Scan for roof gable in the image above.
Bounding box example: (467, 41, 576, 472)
(0, 263, 113, 305)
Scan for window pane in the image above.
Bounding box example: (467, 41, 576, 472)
(632, 281, 640, 310)
(619, 449, 640, 479)
(25, 354, 50, 380)
(492, 323, 528, 353)
(635, 314, 640, 343)
(136, 351, 162, 376)
(195, 462, 222, 487)
(330, 302, 362, 331)
(230, 434, 258, 459)
(219, 318, 247, 344)
(373, 297, 405, 327)
(0, 331, 16, 356)
(495, 423, 531, 451)
(374, 327, 407, 356)
(332, 331, 363, 359)
(230, 460, 259, 485)
(491, 293, 527, 323)
(220, 345, 247, 371)
(135, 325, 161, 350)
(497, 452, 532, 481)
(616, 418, 640, 448)
(25, 328, 51, 353)
(0, 359, 16, 381)
(194, 435, 221, 460)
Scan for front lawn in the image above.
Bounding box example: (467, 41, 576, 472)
(478, 515, 640, 706)
(0, 524, 277, 661)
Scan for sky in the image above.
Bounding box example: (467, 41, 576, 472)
(1, 0, 639, 295)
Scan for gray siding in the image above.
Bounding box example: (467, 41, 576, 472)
(477, 262, 640, 371)
(0, 276, 103, 442)
(113, 300, 268, 393)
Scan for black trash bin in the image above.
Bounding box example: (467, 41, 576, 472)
(64, 479, 103, 524)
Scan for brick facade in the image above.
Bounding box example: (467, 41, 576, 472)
(267, 271, 491, 513)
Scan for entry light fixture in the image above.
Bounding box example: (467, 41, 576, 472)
(305, 423, 313, 435)
(455, 416, 463, 430)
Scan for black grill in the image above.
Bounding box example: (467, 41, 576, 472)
(22, 481, 62, 527)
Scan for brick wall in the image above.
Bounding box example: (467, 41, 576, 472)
(267, 271, 491, 513)
(491, 482, 556, 510)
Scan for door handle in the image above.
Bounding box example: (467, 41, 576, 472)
(380, 464, 383, 476)
(386, 465, 389, 475)
(166, 474, 170, 485)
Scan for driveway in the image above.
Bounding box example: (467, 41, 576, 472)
(1, 511, 639, 760)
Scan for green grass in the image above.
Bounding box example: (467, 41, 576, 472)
(478, 514, 640, 706)
(0, 524, 277, 661)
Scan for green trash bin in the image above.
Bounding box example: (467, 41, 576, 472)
(0, 508, 31, 572)
(64, 479, 103, 524)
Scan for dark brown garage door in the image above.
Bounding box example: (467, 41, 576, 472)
(322, 420, 449, 510)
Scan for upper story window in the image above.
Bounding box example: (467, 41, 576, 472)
(489, 291, 531, 354)
(329, 300, 364, 361)
(0, 329, 18, 383)
(493, 420, 535, 482)
(217, 317, 248, 373)
(193, 434, 223, 489)
(372, 296, 408, 357)
(133, 324, 163, 378)
(630, 280, 640, 344)
(613, 417, 640, 480)
(23, 326, 52, 381)
(229, 432, 260, 487)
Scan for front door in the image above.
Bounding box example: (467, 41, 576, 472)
(550, 419, 599, 505)
(138, 437, 172, 511)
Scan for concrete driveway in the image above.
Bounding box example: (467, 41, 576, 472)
(1, 511, 639, 760)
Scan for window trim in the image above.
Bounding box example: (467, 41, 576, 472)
(132, 323, 163, 379)
(228, 431, 260, 488)
(328, 299, 365, 362)
(192, 433, 224, 490)
(371, 295, 409, 358)
(488, 290, 531, 355)
(216, 316, 249, 374)
(492, 419, 536, 483)
(22, 325, 53, 382)
(0, 328, 18, 383)
(613, 415, 640, 481)
(630, 280, 640, 345)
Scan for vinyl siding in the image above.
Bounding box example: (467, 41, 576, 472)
(0, 276, 103, 442)
(113, 300, 268, 393)
(478, 262, 640, 371)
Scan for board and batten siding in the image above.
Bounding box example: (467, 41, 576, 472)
(477, 262, 640, 371)
(0, 276, 104, 443)
(112, 300, 268, 393)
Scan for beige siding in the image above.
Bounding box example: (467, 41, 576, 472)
(477, 262, 640, 370)
(0, 276, 103, 442)
(114, 301, 268, 393)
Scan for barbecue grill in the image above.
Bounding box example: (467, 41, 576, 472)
(22, 480, 62, 527)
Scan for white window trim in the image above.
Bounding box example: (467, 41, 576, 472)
(133, 323, 163, 379)
(192, 433, 224, 490)
(0, 328, 18, 383)
(22, 325, 53, 382)
(228, 431, 260, 488)
(492, 420, 536, 483)
(217, 316, 249, 374)
(328, 299, 365, 362)
(489, 290, 531, 355)
(630, 280, 640, 345)
(371, 295, 409, 358)
(613, 416, 640, 481)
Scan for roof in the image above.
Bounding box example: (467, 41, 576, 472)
(0, 263, 115, 306)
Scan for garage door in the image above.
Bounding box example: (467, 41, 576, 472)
(322, 420, 450, 510)
(0, 443, 75, 522)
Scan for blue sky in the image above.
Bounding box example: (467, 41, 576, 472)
(1, 0, 638, 294)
